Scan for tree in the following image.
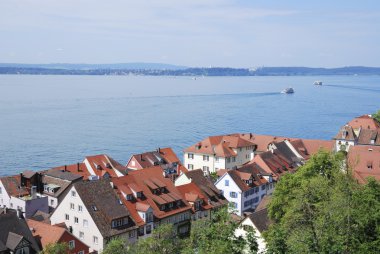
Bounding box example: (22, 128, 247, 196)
(40, 242, 69, 254)
(264, 150, 380, 254)
(181, 207, 252, 254)
(103, 238, 129, 254)
(129, 223, 181, 254)
(373, 109, 380, 123)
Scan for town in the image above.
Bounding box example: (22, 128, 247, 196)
(1, 113, 379, 254)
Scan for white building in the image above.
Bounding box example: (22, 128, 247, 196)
(235, 207, 270, 254)
(0, 174, 49, 218)
(183, 135, 257, 175)
(50, 180, 138, 253)
(214, 163, 272, 216)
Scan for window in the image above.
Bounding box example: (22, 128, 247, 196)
(93, 236, 98, 245)
(187, 164, 194, 170)
(70, 203, 74, 210)
(71, 190, 76, 197)
(230, 202, 238, 208)
(202, 166, 209, 174)
(65, 214, 69, 220)
(188, 153, 194, 159)
(74, 217, 79, 224)
(230, 192, 237, 198)
(226, 157, 231, 163)
(78, 205, 83, 212)
(225, 180, 229, 186)
(138, 227, 145, 236)
(78, 251, 84, 254)
(83, 219, 88, 227)
(146, 225, 152, 234)
(215, 157, 219, 162)
(239, 148, 242, 152)
(243, 225, 253, 231)
(0, 187, 2, 194)
(131, 160, 136, 167)
(129, 231, 135, 238)
(50, 199, 54, 206)
(232, 157, 236, 162)
(79, 231, 84, 239)
(261, 185, 266, 191)
(203, 155, 209, 161)
(146, 212, 153, 223)
(69, 240, 75, 250)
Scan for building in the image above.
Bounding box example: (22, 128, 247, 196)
(334, 115, 380, 152)
(50, 180, 138, 253)
(0, 209, 41, 254)
(40, 168, 83, 210)
(83, 154, 128, 178)
(184, 135, 257, 174)
(112, 166, 192, 239)
(236, 133, 292, 154)
(235, 196, 271, 254)
(347, 145, 380, 184)
(126, 148, 187, 181)
(174, 169, 228, 212)
(27, 219, 90, 254)
(0, 173, 48, 218)
(251, 140, 304, 180)
(214, 163, 271, 216)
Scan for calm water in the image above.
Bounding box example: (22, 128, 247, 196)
(0, 75, 379, 176)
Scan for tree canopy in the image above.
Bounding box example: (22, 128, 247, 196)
(264, 150, 380, 254)
(373, 109, 380, 123)
(103, 207, 258, 254)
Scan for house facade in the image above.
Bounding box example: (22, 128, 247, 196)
(184, 135, 257, 175)
(215, 164, 271, 216)
(50, 180, 137, 253)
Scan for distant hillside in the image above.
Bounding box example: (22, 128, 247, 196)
(0, 65, 379, 76)
(0, 62, 187, 70)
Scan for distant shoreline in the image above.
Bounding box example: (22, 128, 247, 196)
(1, 66, 380, 76)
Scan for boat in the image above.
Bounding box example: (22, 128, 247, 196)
(281, 87, 294, 94)
(313, 81, 322, 85)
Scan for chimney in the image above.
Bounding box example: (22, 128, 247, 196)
(64, 165, 67, 171)
(158, 147, 161, 154)
(140, 154, 143, 161)
(250, 133, 253, 139)
(77, 163, 81, 172)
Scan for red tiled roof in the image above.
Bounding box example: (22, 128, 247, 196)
(348, 115, 380, 130)
(237, 133, 294, 153)
(290, 139, 334, 160)
(127, 147, 181, 169)
(348, 145, 380, 184)
(184, 134, 256, 157)
(112, 166, 192, 223)
(27, 219, 65, 248)
(0, 175, 29, 197)
(84, 154, 126, 178)
(177, 183, 213, 212)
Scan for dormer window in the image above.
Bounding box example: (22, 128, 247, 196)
(146, 212, 153, 223)
(367, 161, 373, 169)
(194, 201, 201, 211)
(168, 202, 173, 208)
(126, 194, 133, 201)
(176, 200, 182, 207)
(112, 217, 128, 228)
(160, 205, 166, 211)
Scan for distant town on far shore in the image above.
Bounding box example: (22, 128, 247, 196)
(1, 63, 380, 76)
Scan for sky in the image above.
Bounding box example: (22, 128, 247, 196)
(1, 0, 380, 67)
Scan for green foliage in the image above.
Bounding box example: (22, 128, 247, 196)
(373, 109, 380, 123)
(181, 207, 255, 254)
(265, 150, 380, 254)
(103, 238, 129, 254)
(40, 242, 69, 254)
(130, 223, 181, 254)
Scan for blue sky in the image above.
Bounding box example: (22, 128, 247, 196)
(1, 0, 379, 67)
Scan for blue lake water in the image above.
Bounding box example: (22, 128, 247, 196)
(0, 74, 379, 176)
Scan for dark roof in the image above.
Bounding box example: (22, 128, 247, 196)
(255, 195, 271, 212)
(0, 212, 40, 252)
(74, 179, 135, 238)
(43, 168, 83, 182)
(22, 170, 37, 179)
(334, 125, 356, 141)
(274, 141, 300, 165)
(183, 169, 227, 208)
(42, 175, 73, 198)
(248, 208, 271, 233)
(357, 129, 380, 146)
(30, 210, 51, 224)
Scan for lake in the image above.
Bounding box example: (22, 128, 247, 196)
(0, 74, 379, 176)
